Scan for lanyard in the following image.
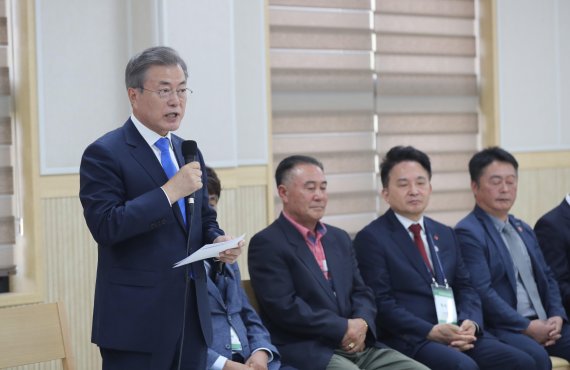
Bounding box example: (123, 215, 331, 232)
(425, 230, 449, 288)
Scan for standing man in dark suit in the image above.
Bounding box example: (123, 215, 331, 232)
(455, 147, 570, 369)
(80, 46, 242, 370)
(248, 155, 427, 370)
(354, 146, 533, 370)
(535, 195, 570, 316)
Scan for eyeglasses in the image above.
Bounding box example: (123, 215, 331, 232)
(140, 87, 193, 100)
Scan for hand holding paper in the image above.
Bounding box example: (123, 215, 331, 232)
(173, 234, 245, 268)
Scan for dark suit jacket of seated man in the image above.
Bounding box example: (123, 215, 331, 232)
(535, 195, 570, 316)
(354, 146, 535, 370)
(248, 155, 428, 370)
(455, 147, 570, 369)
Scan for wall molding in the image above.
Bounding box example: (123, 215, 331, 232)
(38, 165, 269, 199)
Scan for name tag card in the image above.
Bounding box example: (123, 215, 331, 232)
(431, 283, 457, 324)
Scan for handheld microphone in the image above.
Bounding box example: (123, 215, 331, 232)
(181, 140, 198, 206)
(178, 139, 200, 370)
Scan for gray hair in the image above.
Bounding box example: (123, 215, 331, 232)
(275, 155, 324, 187)
(124, 46, 188, 89)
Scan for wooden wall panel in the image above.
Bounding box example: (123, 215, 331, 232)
(511, 167, 570, 227)
(2, 177, 268, 369)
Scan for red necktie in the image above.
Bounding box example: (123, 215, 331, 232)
(409, 224, 432, 273)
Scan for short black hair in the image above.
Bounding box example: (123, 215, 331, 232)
(380, 146, 432, 188)
(469, 147, 519, 184)
(205, 166, 221, 199)
(275, 155, 324, 187)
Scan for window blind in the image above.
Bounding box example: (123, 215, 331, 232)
(269, 0, 378, 234)
(375, 0, 478, 226)
(269, 0, 479, 231)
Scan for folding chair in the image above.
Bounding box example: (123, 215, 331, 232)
(0, 301, 75, 369)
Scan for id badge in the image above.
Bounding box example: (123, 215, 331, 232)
(431, 283, 457, 324)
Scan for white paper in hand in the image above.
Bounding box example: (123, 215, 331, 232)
(173, 234, 245, 268)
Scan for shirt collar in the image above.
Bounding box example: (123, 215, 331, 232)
(393, 211, 425, 233)
(131, 113, 172, 148)
(488, 212, 509, 233)
(566, 194, 570, 206)
(282, 211, 327, 241)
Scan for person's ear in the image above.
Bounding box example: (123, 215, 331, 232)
(381, 187, 389, 204)
(278, 184, 288, 203)
(127, 87, 138, 107)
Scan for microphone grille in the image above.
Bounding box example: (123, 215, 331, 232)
(182, 140, 198, 156)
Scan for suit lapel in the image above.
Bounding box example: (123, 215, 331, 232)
(224, 265, 240, 313)
(278, 216, 337, 305)
(207, 273, 226, 308)
(295, 239, 338, 305)
(321, 233, 345, 309)
(474, 207, 517, 292)
(207, 263, 239, 311)
(171, 135, 185, 167)
(423, 218, 445, 285)
(124, 123, 186, 231)
(386, 210, 433, 285)
(124, 119, 166, 188)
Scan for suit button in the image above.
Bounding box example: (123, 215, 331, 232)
(225, 344, 230, 349)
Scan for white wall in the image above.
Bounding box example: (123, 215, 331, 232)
(36, 0, 268, 174)
(497, 0, 570, 152)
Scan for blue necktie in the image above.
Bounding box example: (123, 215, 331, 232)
(155, 137, 186, 225)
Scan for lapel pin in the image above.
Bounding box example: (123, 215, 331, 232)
(517, 226, 523, 233)
(434, 235, 439, 241)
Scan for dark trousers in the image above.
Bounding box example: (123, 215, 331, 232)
(492, 323, 570, 370)
(100, 295, 207, 370)
(100, 334, 207, 370)
(413, 333, 537, 370)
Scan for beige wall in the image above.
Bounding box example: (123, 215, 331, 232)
(513, 167, 570, 226)
(510, 153, 570, 226)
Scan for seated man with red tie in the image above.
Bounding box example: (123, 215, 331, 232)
(353, 146, 534, 370)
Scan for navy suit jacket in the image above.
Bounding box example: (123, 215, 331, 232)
(80, 119, 223, 368)
(455, 205, 567, 334)
(206, 262, 280, 369)
(248, 214, 379, 370)
(535, 198, 570, 314)
(353, 209, 482, 356)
